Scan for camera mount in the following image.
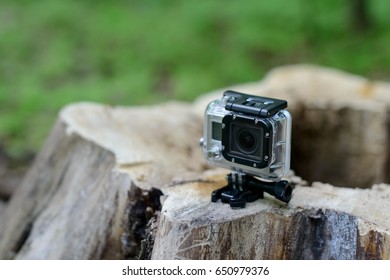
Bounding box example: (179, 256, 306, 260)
(211, 172, 293, 208)
(202, 90, 292, 208)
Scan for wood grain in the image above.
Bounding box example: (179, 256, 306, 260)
(152, 170, 390, 259)
(1, 65, 389, 259)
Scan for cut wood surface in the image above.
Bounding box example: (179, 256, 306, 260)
(154, 170, 390, 259)
(0, 65, 389, 260)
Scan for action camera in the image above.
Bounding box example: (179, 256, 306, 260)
(200, 90, 293, 207)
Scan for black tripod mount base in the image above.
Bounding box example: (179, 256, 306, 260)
(211, 172, 293, 208)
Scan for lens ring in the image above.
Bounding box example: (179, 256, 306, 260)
(237, 129, 257, 154)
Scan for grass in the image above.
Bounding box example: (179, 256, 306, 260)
(1, 0, 390, 158)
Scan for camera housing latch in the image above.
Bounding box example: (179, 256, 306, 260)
(224, 90, 287, 118)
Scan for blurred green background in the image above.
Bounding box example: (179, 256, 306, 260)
(1, 0, 390, 159)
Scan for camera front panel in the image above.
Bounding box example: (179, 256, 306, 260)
(201, 92, 291, 180)
(222, 113, 272, 169)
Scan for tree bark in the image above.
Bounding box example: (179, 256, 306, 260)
(1, 65, 390, 260)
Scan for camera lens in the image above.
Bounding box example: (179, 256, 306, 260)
(237, 129, 257, 153)
(221, 114, 269, 169)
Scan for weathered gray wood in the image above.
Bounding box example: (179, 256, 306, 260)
(1, 65, 390, 260)
(152, 169, 390, 259)
(0, 102, 204, 259)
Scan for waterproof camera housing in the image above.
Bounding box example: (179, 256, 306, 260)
(200, 90, 293, 207)
(201, 90, 291, 180)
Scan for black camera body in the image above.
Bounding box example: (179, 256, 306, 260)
(200, 90, 293, 207)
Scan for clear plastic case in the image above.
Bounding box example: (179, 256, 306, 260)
(201, 95, 291, 181)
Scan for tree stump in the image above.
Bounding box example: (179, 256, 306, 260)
(0, 65, 389, 260)
(154, 171, 390, 259)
